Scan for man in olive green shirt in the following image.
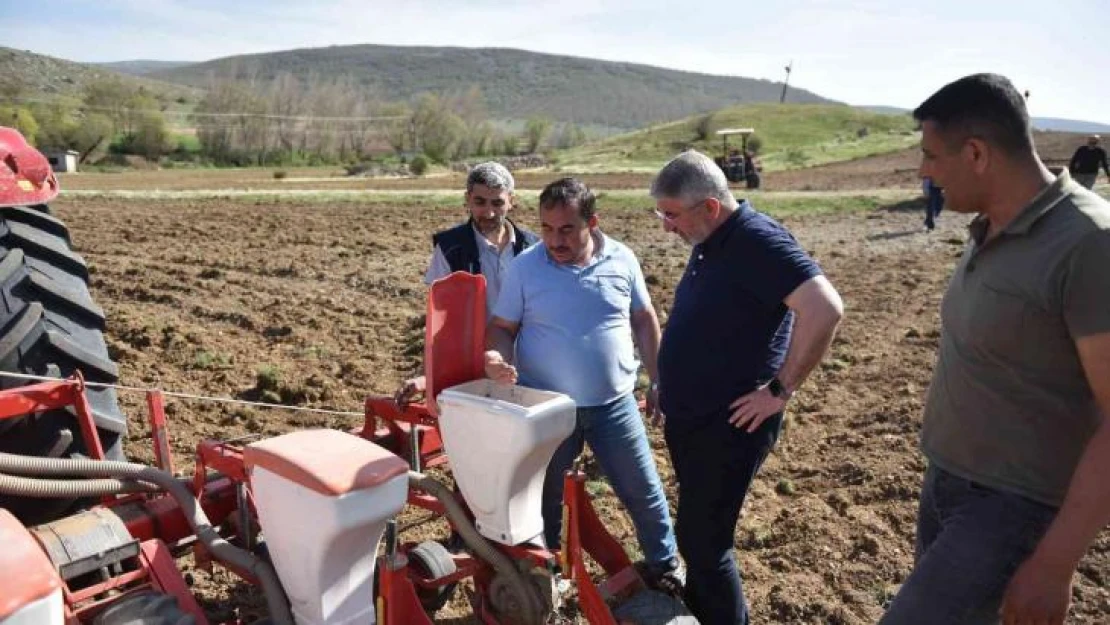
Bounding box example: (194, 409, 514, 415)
(881, 74, 1110, 625)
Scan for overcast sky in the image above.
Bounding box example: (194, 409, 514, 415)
(4, 0, 1106, 124)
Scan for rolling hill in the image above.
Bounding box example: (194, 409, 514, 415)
(96, 60, 194, 76)
(0, 47, 199, 103)
(148, 44, 835, 129)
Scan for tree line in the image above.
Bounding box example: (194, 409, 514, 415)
(0, 72, 588, 167)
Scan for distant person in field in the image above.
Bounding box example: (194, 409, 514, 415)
(394, 162, 539, 407)
(649, 149, 844, 624)
(923, 176, 944, 230)
(1068, 134, 1109, 190)
(881, 73, 1110, 625)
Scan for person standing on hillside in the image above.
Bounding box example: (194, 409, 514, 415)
(881, 73, 1110, 625)
(1068, 134, 1109, 189)
(648, 149, 844, 624)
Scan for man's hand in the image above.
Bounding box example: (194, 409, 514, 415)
(728, 384, 786, 432)
(644, 383, 664, 427)
(999, 553, 1072, 625)
(393, 376, 426, 409)
(484, 349, 518, 385)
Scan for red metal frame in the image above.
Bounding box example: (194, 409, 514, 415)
(0, 272, 659, 624)
(374, 469, 644, 625)
(0, 377, 242, 624)
(0, 378, 651, 625)
(146, 390, 174, 474)
(361, 398, 449, 469)
(0, 373, 104, 460)
(62, 539, 209, 625)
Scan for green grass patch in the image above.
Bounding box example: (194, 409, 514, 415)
(63, 187, 907, 218)
(590, 189, 899, 218)
(552, 103, 918, 173)
(192, 350, 231, 370)
(172, 133, 202, 154)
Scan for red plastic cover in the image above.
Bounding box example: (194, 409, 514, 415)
(425, 271, 487, 415)
(0, 127, 60, 207)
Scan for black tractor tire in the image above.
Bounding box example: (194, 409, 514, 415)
(92, 590, 196, 625)
(409, 540, 459, 615)
(0, 203, 128, 525)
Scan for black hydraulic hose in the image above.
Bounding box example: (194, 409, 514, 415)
(0, 453, 294, 625)
(408, 470, 548, 625)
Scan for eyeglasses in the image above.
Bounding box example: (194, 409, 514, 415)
(652, 199, 706, 224)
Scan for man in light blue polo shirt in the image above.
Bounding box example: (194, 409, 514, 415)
(484, 177, 683, 593)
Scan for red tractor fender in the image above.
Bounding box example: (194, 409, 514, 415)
(0, 508, 63, 621)
(0, 126, 60, 208)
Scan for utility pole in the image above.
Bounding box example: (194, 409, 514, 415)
(780, 60, 793, 104)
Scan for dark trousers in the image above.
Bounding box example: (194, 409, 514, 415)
(924, 187, 944, 230)
(880, 464, 1057, 624)
(665, 410, 783, 625)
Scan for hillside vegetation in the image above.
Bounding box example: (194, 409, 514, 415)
(553, 103, 919, 172)
(150, 44, 835, 129)
(1, 47, 198, 103)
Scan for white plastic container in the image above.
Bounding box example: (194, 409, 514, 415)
(437, 379, 576, 546)
(246, 429, 409, 625)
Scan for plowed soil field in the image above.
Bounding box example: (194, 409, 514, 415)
(49, 167, 1110, 623)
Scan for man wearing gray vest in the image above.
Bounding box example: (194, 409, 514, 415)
(881, 73, 1110, 625)
(395, 162, 539, 407)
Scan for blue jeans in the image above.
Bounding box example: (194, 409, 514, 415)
(880, 464, 1057, 625)
(665, 409, 782, 625)
(541, 392, 678, 566)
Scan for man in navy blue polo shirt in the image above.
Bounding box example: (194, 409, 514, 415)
(485, 177, 683, 592)
(651, 150, 844, 624)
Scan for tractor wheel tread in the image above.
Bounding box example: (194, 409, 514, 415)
(0, 220, 88, 280)
(0, 206, 70, 242)
(0, 207, 127, 525)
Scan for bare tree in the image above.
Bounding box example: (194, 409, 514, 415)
(268, 71, 303, 160)
(524, 116, 553, 153)
(379, 102, 412, 153)
(412, 93, 466, 162)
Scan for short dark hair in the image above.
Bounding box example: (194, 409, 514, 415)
(538, 177, 596, 220)
(913, 73, 1033, 155)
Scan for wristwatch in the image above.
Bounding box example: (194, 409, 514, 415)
(767, 377, 788, 399)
